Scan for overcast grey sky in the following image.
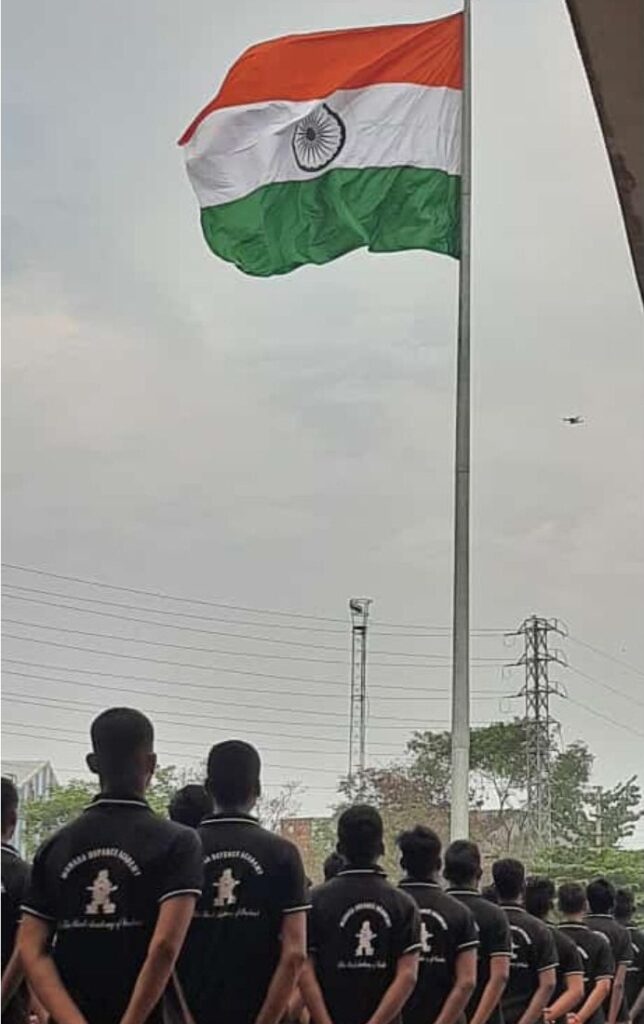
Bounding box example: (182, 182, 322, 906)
(2, 0, 643, 836)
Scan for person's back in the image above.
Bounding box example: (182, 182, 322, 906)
(304, 805, 420, 1024)
(2, 777, 31, 1024)
(614, 889, 644, 1024)
(397, 826, 478, 1024)
(558, 882, 614, 1024)
(585, 878, 632, 1023)
(444, 841, 511, 1024)
(178, 740, 308, 1024)
(20, 708, 202, 1024)
(524, 877, 583, 1024)
(493, 859, 557, 1024)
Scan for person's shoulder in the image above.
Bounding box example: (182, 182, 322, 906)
(526, 911, 554, 939)
(554, 925, 579, 953)
(254, 824, 304, 866)
(389, 880, 419, 914)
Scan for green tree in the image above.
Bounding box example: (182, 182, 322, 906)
(22, 764, 204, 856)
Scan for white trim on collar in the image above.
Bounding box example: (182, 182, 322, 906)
(201, 817, 260, 826)
(91, 798, 149, 809)
(1, 843, 20, 858)
(586, 914, 613, 919)
(500, 904, 524, 912)
(400, 881, 441, 888)
(337, 869, 385, 876)
(446, 889, 480, 896)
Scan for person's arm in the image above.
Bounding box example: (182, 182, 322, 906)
(628, 984, 644, 1022)
(299, 959, 334, 1024)
(19, 915, 86, 1024)
(469, 955, 511, 1024)
(254, 911, 307, 1024)
(516, 968, 557, 1024)
(568, 978, 612, 1024)
(365, 951, 419, 1024)
(434, 948, 478, 1024)
(544, 974, 585, 1022)
(608, 964, 627, 1024)
(1, 946, 25, 1011)
(120, 894, 197, 1024)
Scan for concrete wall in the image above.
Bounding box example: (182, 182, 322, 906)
(565, 0, 644, 299)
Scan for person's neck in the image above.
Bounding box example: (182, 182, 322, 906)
(563, 913, 584, 923)
(213, 804, 255, 817)
(1, 832, 14, 845)
(100, 779, 147, 800)
(500, 896, 522, 906)
(447, 880, 478, 890)
(406, 872, 439, 884)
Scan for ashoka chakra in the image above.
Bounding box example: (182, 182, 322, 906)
(292, 104, 346, 172)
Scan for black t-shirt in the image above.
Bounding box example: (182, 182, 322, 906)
(558, 922, 614, 1024)
(309, 866, 421, 1024)
(447, 888, 512, 1024)
(585, 915, 632, 1022)
(624, 925, 644, 1023)
(23, 795, 202, 1024)
(500, 903, 558, 1024)
(2, 842, 31, 972)
(178, 813, 309, 1024)
(399, 880, 479, 1024)
(548, 924, 583, 1005)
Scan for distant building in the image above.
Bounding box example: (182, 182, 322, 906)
(1, 760, 58, 855)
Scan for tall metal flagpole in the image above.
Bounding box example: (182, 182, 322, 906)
(450, 0, 472, 842)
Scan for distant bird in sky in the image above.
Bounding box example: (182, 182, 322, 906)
(562, 415, 585, 425)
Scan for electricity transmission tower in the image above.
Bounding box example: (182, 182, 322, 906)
(514, 615, 566, 848)
(348, 598, 372, 784)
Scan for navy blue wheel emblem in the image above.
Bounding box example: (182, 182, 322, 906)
(292, 104, 346, 172)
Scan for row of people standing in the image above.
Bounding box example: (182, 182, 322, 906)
(2, 707, 643, 1024)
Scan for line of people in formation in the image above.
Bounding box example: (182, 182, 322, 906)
(2, 708, 643, 1024)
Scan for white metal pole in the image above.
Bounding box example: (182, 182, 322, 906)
(450, 0, 472, 842)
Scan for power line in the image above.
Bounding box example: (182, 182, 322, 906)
(562, 693, 644, 740)
(567, 634, 644, 679)
(0, 729, 342, 794)
(566, 663, 644, 711)
(2, 664, 505, 726)
(1, 563, 505, 634)
(1, 629, 506, 689)
(0, 605, 503, 667)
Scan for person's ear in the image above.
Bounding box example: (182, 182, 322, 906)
(87, 752, 99, 776)
(378, 840, 385, 858)
(145, 752, 157, 783)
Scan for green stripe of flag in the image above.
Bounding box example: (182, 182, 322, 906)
(199, 166, 460, 277)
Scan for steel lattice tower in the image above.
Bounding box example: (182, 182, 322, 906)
(348, 598, 372, 783)
(515, 616, 565, 848)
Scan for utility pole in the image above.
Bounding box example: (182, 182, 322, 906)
(348, 598, 372, 786)
(514, 616, 566, 849)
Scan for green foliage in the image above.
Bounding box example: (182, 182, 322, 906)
(22, 764, 203, 857)
(532, 845, 644, 915)
(23, 778, 98, 858)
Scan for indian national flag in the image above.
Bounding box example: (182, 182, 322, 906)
(180, 13, 463, 277)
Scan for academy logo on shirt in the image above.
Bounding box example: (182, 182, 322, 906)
(509, 926, 532, 969)
(338, 902, 391, 971)
(418, 908, 449, 964)
(57, 849, 144, 933)
(86, 870, 118, 915)
(421, 920, 432, 954)
(196, 850, 263, 921)
(214, 869, 239, 908)
(355, 920, 377, 957)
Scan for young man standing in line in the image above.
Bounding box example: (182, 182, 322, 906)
(585, 879, 633, 1024)
(558, 882, 614, 1024)
(397, 826, 478, 1024)
(19, 708, 203, 1024)
(168, 784, 213, 830)
(2, 777, 31, 1024)
(178, 740, 309, 1024)
(302, 805, 421, 1024)
(492, 859, 558, 1024)
(524, 877, 584, 1023)
(444, 840, 512, 1024)
(614, 890, 644, 1024)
